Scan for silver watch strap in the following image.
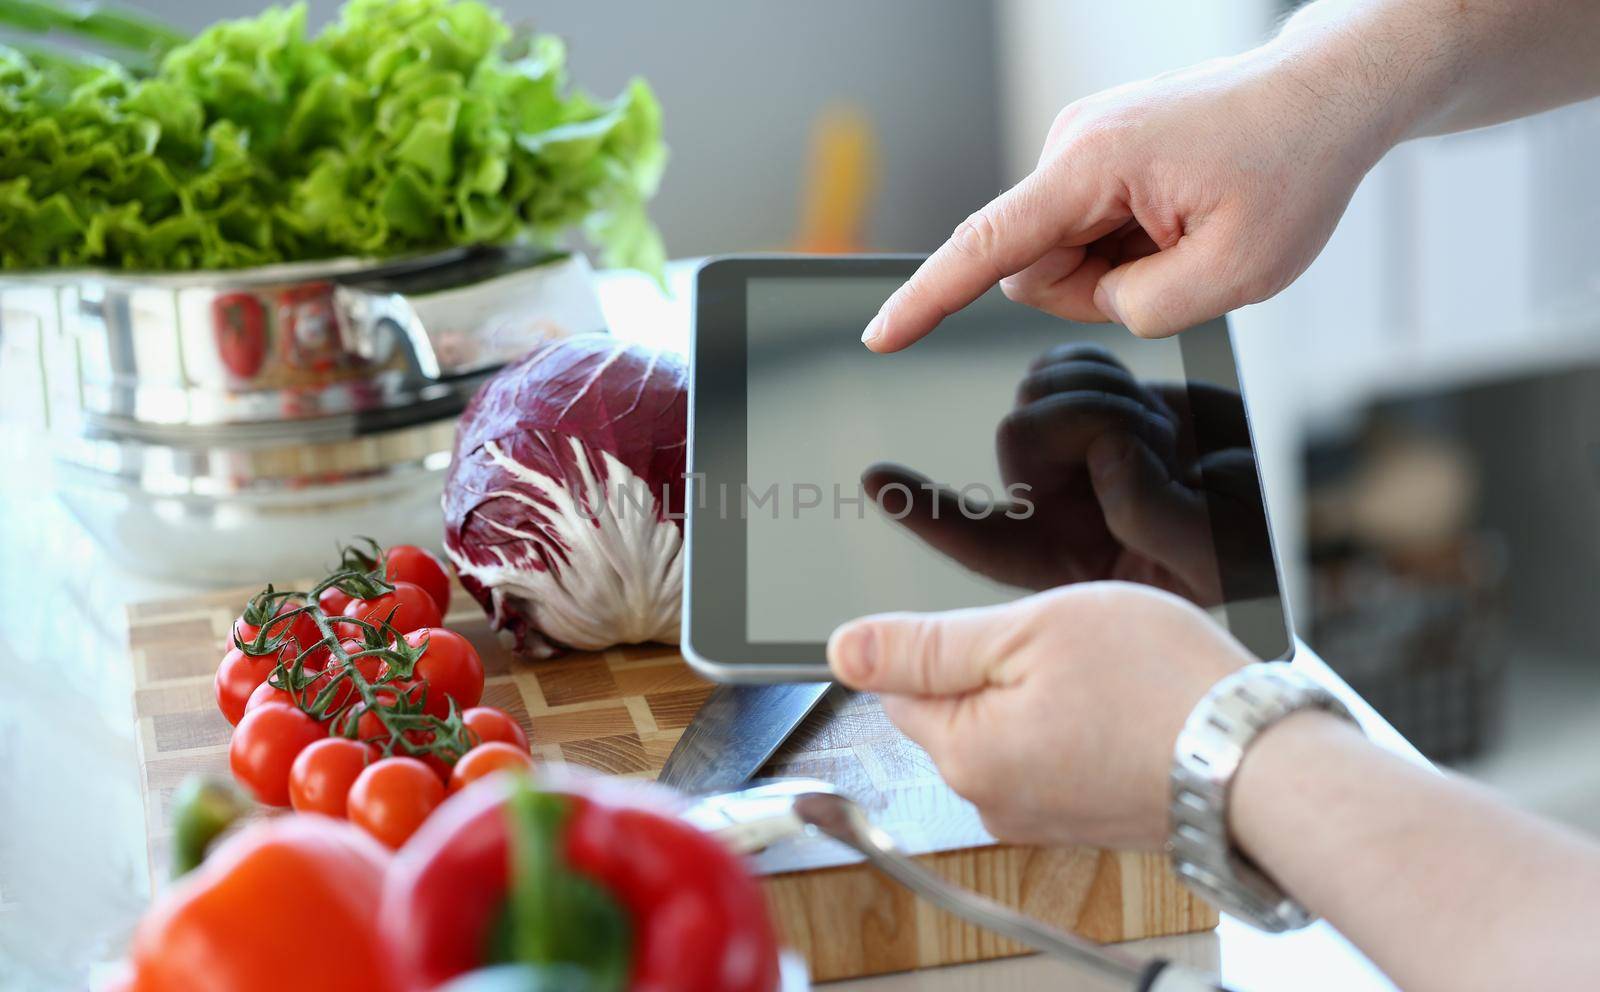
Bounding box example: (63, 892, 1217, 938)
(1168, 661, 1359, 932)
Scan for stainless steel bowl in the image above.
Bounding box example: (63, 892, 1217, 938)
(0, 246, 607, 582)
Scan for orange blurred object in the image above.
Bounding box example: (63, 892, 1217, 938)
(126, 817, 402, 992)
(793, 104, 878, 253)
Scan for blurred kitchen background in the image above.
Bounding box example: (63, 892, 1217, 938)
(6, 0, 1600, 982)
(101, 0, 1600, 811)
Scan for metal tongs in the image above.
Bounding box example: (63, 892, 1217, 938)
(684, 779, 1233, 992)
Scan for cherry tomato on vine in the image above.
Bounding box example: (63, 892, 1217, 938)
(230, 703, 327, 807)
(234, 599, 323, 663)
(378, 628, 484, 719)
(315, 644, 383, 723)
(344, 580, 441, 635)
(318, 585, 354, 618)
(354, 685, 409, 744)
(215, 644, 293, 726)
(245, 679, 298, 717)
(352, 708, 453, 782)
(383, 545, 452, 616)
(400, 728, 455, 783)
(348, 757, 444, 848)
(448, 743, 534, 794)
(290, 737, 380, 817)
(245, 650, 378, 726)
(244, 679, 331, 727)
(390, 676, 455, 720)
(462, 707, 528, 751)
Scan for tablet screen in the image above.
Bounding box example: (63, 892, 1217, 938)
(690, 258, 1290, 672)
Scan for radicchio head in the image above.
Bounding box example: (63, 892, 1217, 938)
(442, 334, 686, 658)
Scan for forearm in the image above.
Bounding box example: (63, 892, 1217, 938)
(1230, 711, 1600, 990)
(1275, 0, 1600, 143)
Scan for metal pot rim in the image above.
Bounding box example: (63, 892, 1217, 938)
(0, 246, 472, 290)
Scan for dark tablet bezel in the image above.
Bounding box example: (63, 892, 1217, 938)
(683, 254, 1292, 683)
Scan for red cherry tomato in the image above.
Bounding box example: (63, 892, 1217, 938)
(318, 585, 354, 618)
(243, 679, 335, 728)
(234, 599, 323, 664)
(348, 757, 444, 849)
(350, 704, 452, 783)
(363, 672, 447, 721)
(354, 685, 410, 744)
(419, 755, 453, 784)
(229, 704, 327, 807)
(462, 707, 528, 751)
(245, 679, 297, 716)
(344, 581, 441, 636)
(313, 645, 383, 725)
(215, 644, 292, 726)
(290, 737, 379, 818)
(407, 730, 455, 784)
(383, 545, 452, 616)
(244, 649, 380, 727)
(379, 628, 484, 720)
(448, 742, 534, 794)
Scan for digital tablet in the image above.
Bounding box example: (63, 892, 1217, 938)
(683, 255, 1291, 683)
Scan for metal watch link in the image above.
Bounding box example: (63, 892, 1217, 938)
(1167, 661, 1360, 933)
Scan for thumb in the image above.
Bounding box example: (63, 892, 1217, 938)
(1092, 232, 1249, 339)
(827, 601, 1015, 696)
(1087, 433, 1215, 589)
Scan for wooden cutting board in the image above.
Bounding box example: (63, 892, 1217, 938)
(128, 582, 1216, 982)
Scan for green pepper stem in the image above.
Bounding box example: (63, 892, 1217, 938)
(169, 776, 251, 877)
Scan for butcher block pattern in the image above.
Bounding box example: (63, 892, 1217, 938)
(128, 583, 1217, 982)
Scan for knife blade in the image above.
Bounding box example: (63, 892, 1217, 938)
(656, 682, 833, 794)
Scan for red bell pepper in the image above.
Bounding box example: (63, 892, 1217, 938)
(384, 773, 781, 992)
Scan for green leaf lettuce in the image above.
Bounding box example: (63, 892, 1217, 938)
(0, 0, 666, 273)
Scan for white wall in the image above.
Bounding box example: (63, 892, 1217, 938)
(994, 0, 1278, 180)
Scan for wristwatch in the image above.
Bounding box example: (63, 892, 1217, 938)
(1167, 661, 1360, 932)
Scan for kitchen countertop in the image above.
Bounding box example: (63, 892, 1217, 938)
(0, 261, 1401, 991)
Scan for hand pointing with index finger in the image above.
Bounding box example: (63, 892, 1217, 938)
(860, 46, 1388, 349)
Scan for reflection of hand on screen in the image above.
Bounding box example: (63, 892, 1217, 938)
(863, 343, 1269, 608)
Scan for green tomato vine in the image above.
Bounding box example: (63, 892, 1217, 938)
(234, 538, 475, 764)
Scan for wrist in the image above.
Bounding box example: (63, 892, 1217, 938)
(1167, 663, 1361, 931)
(1228, 707, 1368, 868)
(1266, 0, 1464, 159)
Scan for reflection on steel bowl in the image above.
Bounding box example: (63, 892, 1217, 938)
(0, 246, 607, 583)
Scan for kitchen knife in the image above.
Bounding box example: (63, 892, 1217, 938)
(656, 683, 833, 794)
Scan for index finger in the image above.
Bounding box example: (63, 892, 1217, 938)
(861, 162, 1109, 353)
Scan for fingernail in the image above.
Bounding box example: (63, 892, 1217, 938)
(861, 313, 884, 347)
(831, 626, 877, 683)
(1088, 434, 1130, 479)
(1092, 280, 1123, 325)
